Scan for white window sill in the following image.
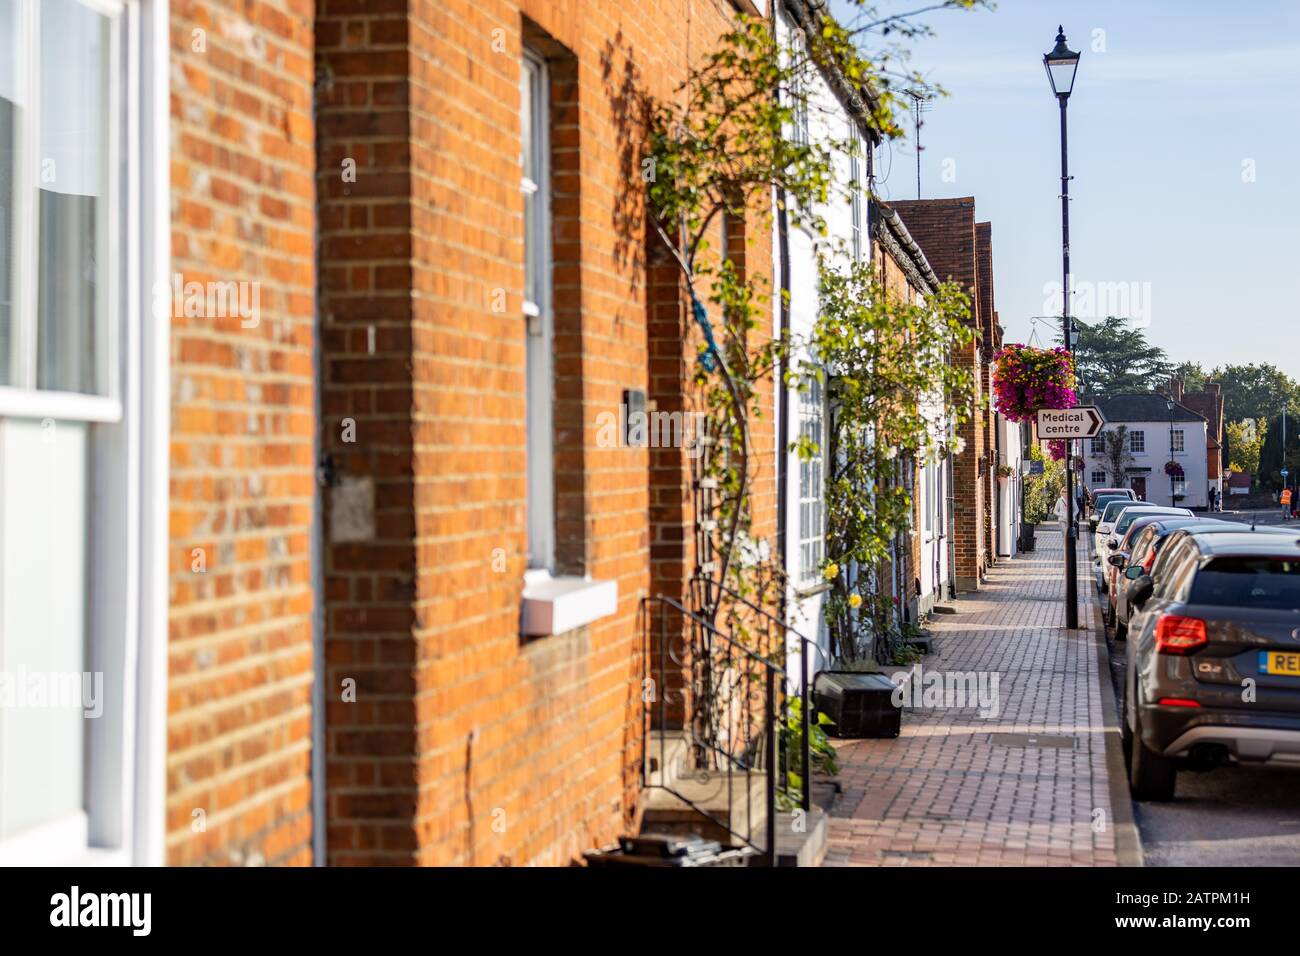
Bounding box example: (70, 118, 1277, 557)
(521, 570, 618, 637)
(0, 811, 128, 866)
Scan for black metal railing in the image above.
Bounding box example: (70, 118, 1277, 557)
(640, 587, 829, 866)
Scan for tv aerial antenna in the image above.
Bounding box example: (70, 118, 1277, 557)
(904, 90, 932, 200)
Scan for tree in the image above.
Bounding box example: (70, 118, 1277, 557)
(1225, 418, 1264, 476)
(1067, 316, 1173, 401)
(642, 3, 989, 633)
(1023, 442, 1064, 524)
(1171, 361, 1208, 393)
(1258, 413, 1300, 490)
(1100, 426, 1136, 487)
(1209, 363, 1300, 425)
(810, 257, 973, 662)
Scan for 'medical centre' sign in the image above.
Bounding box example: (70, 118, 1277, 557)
(1036, 406, 1104, 440)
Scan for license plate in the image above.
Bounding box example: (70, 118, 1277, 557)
(1259, 651, 1300, 676)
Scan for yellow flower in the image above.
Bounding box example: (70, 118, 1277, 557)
(848, 593, 863, 609)
(822, 563, 839, 581)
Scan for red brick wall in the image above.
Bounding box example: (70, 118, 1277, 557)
(876, 241, 924, 613)
(316, 0, 771, 866)
(890, 198, 986, 589)
(167, 0, 319, 866)
(1182, 386, 1223, 481)
(976, 222, 995, 571)
(314, 0, 419, 865)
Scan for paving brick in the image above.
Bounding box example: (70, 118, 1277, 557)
(823, 523, 1117, 867)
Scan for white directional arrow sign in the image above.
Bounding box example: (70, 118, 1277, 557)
(1036, 406, 1104, 440)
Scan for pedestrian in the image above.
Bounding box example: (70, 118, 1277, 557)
(1282, 486, 1292, 521)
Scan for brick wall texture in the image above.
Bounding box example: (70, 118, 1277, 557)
(314, 0, 773, 866)
(890, 198, 989, 589)
(167, 0, 319, 866)
(160, 0, 997, 867)
(976, 222, 996, 569)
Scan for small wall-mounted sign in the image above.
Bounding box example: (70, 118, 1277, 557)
(623, 389, 647, 447)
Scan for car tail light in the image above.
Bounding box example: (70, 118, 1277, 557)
(1141, 550, 1156, 573)
(1157, 697, 1201, 708)
(1155, 615, 1208, 654)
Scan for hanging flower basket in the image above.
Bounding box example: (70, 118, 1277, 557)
(991, 344, 1079, 423)
(1164, 460, 1184, 478)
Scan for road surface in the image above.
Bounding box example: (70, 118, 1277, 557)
(1107, 509, 1300, 866)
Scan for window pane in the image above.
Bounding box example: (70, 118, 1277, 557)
(36, 0, 111, 395)
(1191, 557, 1300, 611)
(0, 418, 89, 838)
(0, 0, 16, 386)
(520, 57, 541, 312)
(798, 376, 825, 582)
(521, 52, 552, 570)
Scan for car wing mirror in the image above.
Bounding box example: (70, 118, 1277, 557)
(1123, 565, 1145, 580)
(1108, 553, 1127, 567)
(1130, 576, 1154, 608)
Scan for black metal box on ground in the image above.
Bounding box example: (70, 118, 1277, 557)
(813, 671, 901, 739)
(583, 832, 752, 867)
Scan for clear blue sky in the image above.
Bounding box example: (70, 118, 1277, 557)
(842, 0, 1300, 378)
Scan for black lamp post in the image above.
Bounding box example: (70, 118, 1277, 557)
(1045, 26, 1081, 628)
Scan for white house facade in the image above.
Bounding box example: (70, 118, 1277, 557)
(773, 0, 952, 654)
(996, 417, 1025, 557)
(1084, 394, 1210, 509)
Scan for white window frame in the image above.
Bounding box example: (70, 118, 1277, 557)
(923, 461, 935, 536)
(0, 0, 168, 866)
(0, 0, 123, 421)
(797, 372, 826, 585)
(1171, 428, 1185, 453)
(1090, 435, 1104, 455)
(521, 49, 554, 573)
(1129, 430, 1145, 454)
(1172, 475, 1187, 496)
(1091, 470, 1107, 485)
(849, 135, 862, 262)
(788, 24, 810, 147)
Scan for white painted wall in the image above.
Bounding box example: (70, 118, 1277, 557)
(773, 9, 869, 666)
(1084, 419, 1209, 508)
(997, 416, 1024, 556)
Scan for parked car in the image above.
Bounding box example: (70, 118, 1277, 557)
(1089, 491, 1137, 532)
(1091, 487, 1136, 505)
(1108, 518, 1249, 637)
(1095, 500, 1156, 553)
(1122, 531, 1300, 800)
(1105, 506, 1195, 554)
(1094, 505, 1192, 591)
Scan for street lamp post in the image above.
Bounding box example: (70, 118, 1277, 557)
(1167, 399, 1176, 506)
(1045, 26, 1081, 629)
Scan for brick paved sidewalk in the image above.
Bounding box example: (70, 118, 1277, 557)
(822, 524, 1119, 866)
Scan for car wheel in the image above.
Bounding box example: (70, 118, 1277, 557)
(1121, 715, 1133, 769)
(1114, 619, 1127, 642)
(1129, 705, 1176, 801)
